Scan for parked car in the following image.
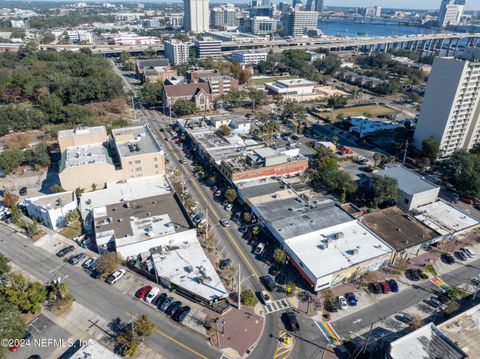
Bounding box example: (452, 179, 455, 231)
(82, 257, 97, 270)
(220, 219, 230, 227)
(460, 247, 476, 258)
(190, 201, 200, 212)
(159, 297, 174, 312)
(285, 311, 300, 332)
(345, 292, 358, 306)
(173, 306, 191, 322)
(460, 197, 476, 205)
(145, 287, 160, 303)
(269, 266, 279, 276)
(219, 259, 231, 270)
(454, 250, 468, 261)
(19, 187, 28, 196)
(379, 282, 391, 294)
(166, 301, 182, 316)
(232, 212, 241, 222)
(428, 296, 442, 308)
(193, 212, 205, 224)
(275, 272, 288, 285)
(260, 275, 277, 292)
(368, 282, 382, 294)
(214, 190, 222, 197)
(56, 245, 75, 257)
(254, 242, 265, 255)
(225, 203, 233, 211)
(90, 269, 103, 279)
(325, 300, 339, 312)
(68, 253, 86, 265)
(387, 279, 399, 292)
(238, 225, 248, 233)
(396, 312, 413, 324)
(154, 293, 167, 307)
(337, 296, 348, 310)
(441, 253, 455, 264)
(406, 268, 420, 281)
(106, 269, 126, 285)
(260, 290, 272, 305)
(437, 292, 451, 304)
(471, 274, 480, 285)
(135, 285, 152, 299)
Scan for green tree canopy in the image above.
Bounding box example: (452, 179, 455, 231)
(140, 82, 163, 106)
(369, 174, 398, 207)
(441, 150, 480, 198)
(224, 188, 237, 203)
(422, 137, 441, 162)
(172, 100, 196, 116)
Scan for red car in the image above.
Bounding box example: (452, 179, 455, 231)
(460, 197, 476, 205)
(379, 282, 391, 294)
(135, 285, 152, 299)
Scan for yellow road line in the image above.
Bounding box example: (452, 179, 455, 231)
(272, 330, 295, 359)
(154, 327, 209, 359)
(158, 129, 259, 279)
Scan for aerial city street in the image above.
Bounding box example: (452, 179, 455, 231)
(0, 0, 480, 358)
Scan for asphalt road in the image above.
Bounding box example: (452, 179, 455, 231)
(331, 258, 480, 338)
(0, 225, 221, 359)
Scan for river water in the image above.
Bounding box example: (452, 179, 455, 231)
(318, 21, 443, 37)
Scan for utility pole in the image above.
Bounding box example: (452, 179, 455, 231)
(238, 264, 241, 310)
(403, 140, 408, 164)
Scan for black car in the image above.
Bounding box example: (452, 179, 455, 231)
(159, 297, 174, 312)
(275, 272, 288, 285)
(166, 301, 182, 316)
(454, 250, 468, 261)
(325, 300, 339, 312)
(154, 293, 167, 307)
(406, 268, 420, 281)
(173, 306, 191, 322)
(260, 275, 277, 292)
(269, 266, 279, 276)
(90, 270, 103, 279)
(437, 292, 451, 304)
(285, 311, 300, 332)
(19, 187, 28, 196)
(219, 259, 231, 270)
(56, 245, 75, 257)
(441, 253, 455, 264)
(368, 282, 382, 294)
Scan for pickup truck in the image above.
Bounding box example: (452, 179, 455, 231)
(285, 311, 300, 332)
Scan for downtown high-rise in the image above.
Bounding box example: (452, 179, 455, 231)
(184, 0, 210, 33)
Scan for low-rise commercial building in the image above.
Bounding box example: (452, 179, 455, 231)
(232, 50, 268, 65)
(376, 164, 440, 211)
(140, 66, 177, 83)
(25, 191, 77, 231)
(194, 39, 222, 59)
(198, 74, 238, 97)
(265, 78, 316, 97)
(348, 116, 402, 138)
(58, 125, 165, 191)
(249, 16, 278, 35)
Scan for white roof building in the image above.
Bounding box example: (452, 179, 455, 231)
(69, 339, 121, 359)
(25, 191, 77, 231)
(265, 78, 316, 96)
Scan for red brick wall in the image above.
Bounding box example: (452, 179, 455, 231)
(229, 160, 308, 182)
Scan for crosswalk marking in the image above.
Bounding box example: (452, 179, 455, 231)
(264, 299, 291, 314)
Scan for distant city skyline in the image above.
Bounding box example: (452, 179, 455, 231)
(325, 0, 478, 10)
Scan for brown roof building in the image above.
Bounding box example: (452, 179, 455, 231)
(162, 82, 213, 112)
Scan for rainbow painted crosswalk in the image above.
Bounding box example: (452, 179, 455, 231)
(431, 276, 449, 291)
(315, 321, 342, 345)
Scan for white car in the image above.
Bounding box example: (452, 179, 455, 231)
(225, 203, 233, 211)
(254, 242, 265, 255)
(145, 287, 160, 303)
(190, 201, 200, 212)
(260, 290, 272, 305)
(337, 296, 348, 310)
(106, 269, 126, 285)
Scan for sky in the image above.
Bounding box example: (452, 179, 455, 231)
(328, 0, 480, 10)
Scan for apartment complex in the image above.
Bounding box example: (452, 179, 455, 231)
(414, 51, 480, 157)
(232, 50, 268, 65)
(164, 39, 190, 65)
(58, 125, 165, 191)
(184, 0, 210, 33)
(282, 10, 318, 37)
(210, 4, 238, 29)
(194, 39, 222, 58)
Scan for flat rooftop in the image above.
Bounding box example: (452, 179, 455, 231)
(94, 193, 191, 243)
(255, 199, 353, 240)
(112, 125, 163, 158)
(362, 207, 440, 251)
(438, 303, 480, 357)
(62, 144, 112, 170)
(70, 339, 121, 359)
(377, 164, 439, 195)
(80, 175, 172, 221)
(388, 323, 467, 359)
(152, 231, 228, 303)
(57, 126, 106, 138)
(284, 220, 393, 279)
(414, 200, 480, 235)
(28, 191, 76, 208)
(271, 79, 315, 88)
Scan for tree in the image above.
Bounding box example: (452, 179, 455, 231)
(65, 210, 80, 225)
(422, 137, 441, 163)
(224, 188, 237, 203)
(370, 174, 398, 207)
(0, 253, 11, 275)
(0, 148, 25, 174)
(441, 150, 480, 198)
(120, 51, 134, 70)
(248, 88, 270, 109)
(29, 142, 51, 168)
(238, 70, 251, 85)
(51, 185, 65, 193)
(241, 289, 258, 307)
(282, 99, 304, 120)
(273, 248, 287, 265)
(373, 152, 383, 168)
(40, 31, 55, 44)
(96, 253, 121, 275)
(217, 124, 231, 137)
(140, 82, 163, 105)
(3, 192, 19, 208)
(334, 171, 358, 203)
(24, 221, 39, 237)
(0, 300, 25, 357)
(1, 273, 47, 313)
(327, 96, 347, 109)
(172, 100, 196, 116)
(134, 314, 155, 337)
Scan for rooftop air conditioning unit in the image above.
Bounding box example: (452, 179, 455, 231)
(317, 241, 328, 250)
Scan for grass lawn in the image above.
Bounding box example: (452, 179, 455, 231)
(60, 222, 82, 240)
(252, 76, 298, 86)
(316, 104, 400, 122)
